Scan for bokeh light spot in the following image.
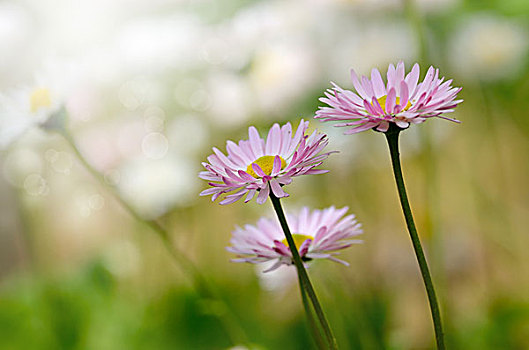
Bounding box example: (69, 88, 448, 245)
(141, 132, 168, 159)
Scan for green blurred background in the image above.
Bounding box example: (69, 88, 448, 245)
(1, 0, 529, 348)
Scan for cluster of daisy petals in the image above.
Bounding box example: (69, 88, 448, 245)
(199, 62, 462, 269)
(316, 61, 463, 133)
(199, 119, 334, 205)
(227, 206, 363, 272)
(0, 86, 63, 149)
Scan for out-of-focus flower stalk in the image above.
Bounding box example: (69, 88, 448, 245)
(58, 128, 248, 347)
(12, 186, 38, 271)
(269, 193, 337, 350)
(384, 124, 445, 350)
(299, 273, 327, 349)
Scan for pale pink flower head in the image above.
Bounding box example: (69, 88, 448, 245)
(227, 206, 363, 272)
(315, 62, 463, 134)
(199, 120, 334, 205)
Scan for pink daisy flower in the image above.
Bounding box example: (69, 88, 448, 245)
(227, 206, 363, 272)
(199, 120, 334, 205)
(315, 62, 463, 133)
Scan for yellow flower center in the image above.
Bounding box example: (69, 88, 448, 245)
(375, 96, 412, 113)
(246, 155, 286, 178)
(281, 234, 313, 251)
(30, 88, 52, 113)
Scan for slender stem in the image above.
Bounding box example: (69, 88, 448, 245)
(59, 129, 248, 346)
(269, 194, 337, 350)
(384, 126, 445, 349)
(299, 272, 328, 350)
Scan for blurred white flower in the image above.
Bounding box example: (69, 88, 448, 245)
(0, 61, 86, 149)
(448, 14, 528, 81)
(200, 33, 231, 66)
(206, 72, 253, 127)
(329, 20, 417, 82)
(30, 0, 125, 58)
(117, 155, 199, 218)
(116, 15, 206, 72)
(0, 2, 32, 83)
(0, 84, 61, 150)
(226, 0, 328, 117)
(231, 0, 329, 44)
(249, 41, 319, 115)
(256, 261, 298, 294)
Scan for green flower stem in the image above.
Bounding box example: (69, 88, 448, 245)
(299, 272, 328, 350)
(269, 193, 337, 350)
(384, 126, 445, 350)
(60, 129, 248, 347)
